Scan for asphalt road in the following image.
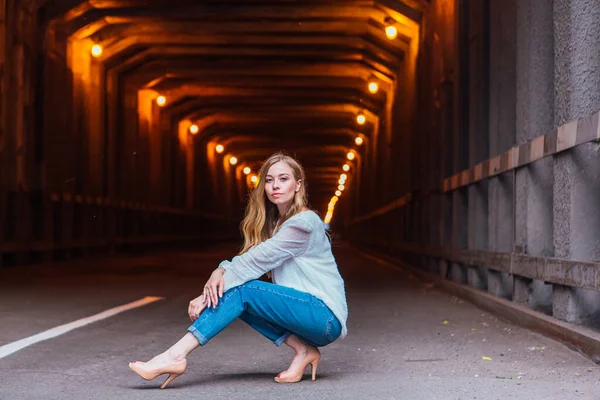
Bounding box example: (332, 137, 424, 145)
(1, 242, 599, 399)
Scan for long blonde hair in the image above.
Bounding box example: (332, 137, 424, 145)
(239, 152, 309, 254)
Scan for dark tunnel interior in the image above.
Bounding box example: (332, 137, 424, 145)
(1, 0, 436, 264)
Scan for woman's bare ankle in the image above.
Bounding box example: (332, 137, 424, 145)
(165, 332, 200, 362)
(166, 348, 187, 363)
(284, 334, 311, 355)
(295, 344, 312, 357)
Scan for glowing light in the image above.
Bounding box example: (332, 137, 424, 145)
(91, 44, 103, 57)
(355, 136, 364, 146)
(156, 95, 166, 106)
(340, 174, 347, 180)
(338, 184, 345, 191)
(338, 178, 345, 185)
(335, 190, 342, 197)
(347, 151, 355, 161)
(325, 209, 333, 218)
(243, 167, 251, 175)
(251, 175, 258, 183)
(385, 25, 398, 40)
(368, 82, 378, 94)
(215, 144, 224, 154)
(356, 114, 366, 125)
(327, 195, 338, 219)
(190, 124, 199, 134)
(343, 164, 350, 172)
(324, 205, 334, 224)
(229, 156, 238, 165)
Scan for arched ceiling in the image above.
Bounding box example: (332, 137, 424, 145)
(35, 0, 424, 219)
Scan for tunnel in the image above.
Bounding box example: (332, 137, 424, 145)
(2, 0, 600, 398)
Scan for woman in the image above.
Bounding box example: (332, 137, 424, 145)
(129, 153, 348, 388)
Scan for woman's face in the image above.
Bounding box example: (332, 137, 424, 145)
(264, 161, 301, 212)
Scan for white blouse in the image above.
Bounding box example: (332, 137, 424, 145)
(219, 210, 348, 338)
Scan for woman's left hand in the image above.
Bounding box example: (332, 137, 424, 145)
(203, 267, 225, 308)
(188, 293, 209, 322)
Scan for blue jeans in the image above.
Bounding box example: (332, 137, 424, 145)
(187, 280, 342, 348)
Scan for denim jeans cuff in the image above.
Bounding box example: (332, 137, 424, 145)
(274, 331, 292, 347)
(188, 326, 209, 346)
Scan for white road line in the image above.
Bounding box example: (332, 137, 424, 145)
(0, 296, 164, 360)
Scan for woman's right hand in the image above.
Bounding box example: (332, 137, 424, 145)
(203, 267, 226, 308)
(188, 293, 209, 322)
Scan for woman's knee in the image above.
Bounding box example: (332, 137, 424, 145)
(237, 279, 268, 291)
(223, 280, 262, 300)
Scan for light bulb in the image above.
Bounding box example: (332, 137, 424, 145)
(385, 25, 398, 40)
(91, 44, 103, 57)
(368, 82, 378, 94)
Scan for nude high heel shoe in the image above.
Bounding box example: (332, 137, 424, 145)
(128, 359, 187, 389)
(274, 348, 321, 383)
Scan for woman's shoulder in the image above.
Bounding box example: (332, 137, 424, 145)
(287, 210, 324, 228)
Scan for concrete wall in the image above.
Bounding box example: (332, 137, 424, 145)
(466, 0, 489, 254)
(513, 0, 555, 313)
(0, 1, 39, 264)
(551, 0, 600, 323)
(487, 0, 516, 299)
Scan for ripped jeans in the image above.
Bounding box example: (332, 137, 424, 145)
(187, 280, 342, 347)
